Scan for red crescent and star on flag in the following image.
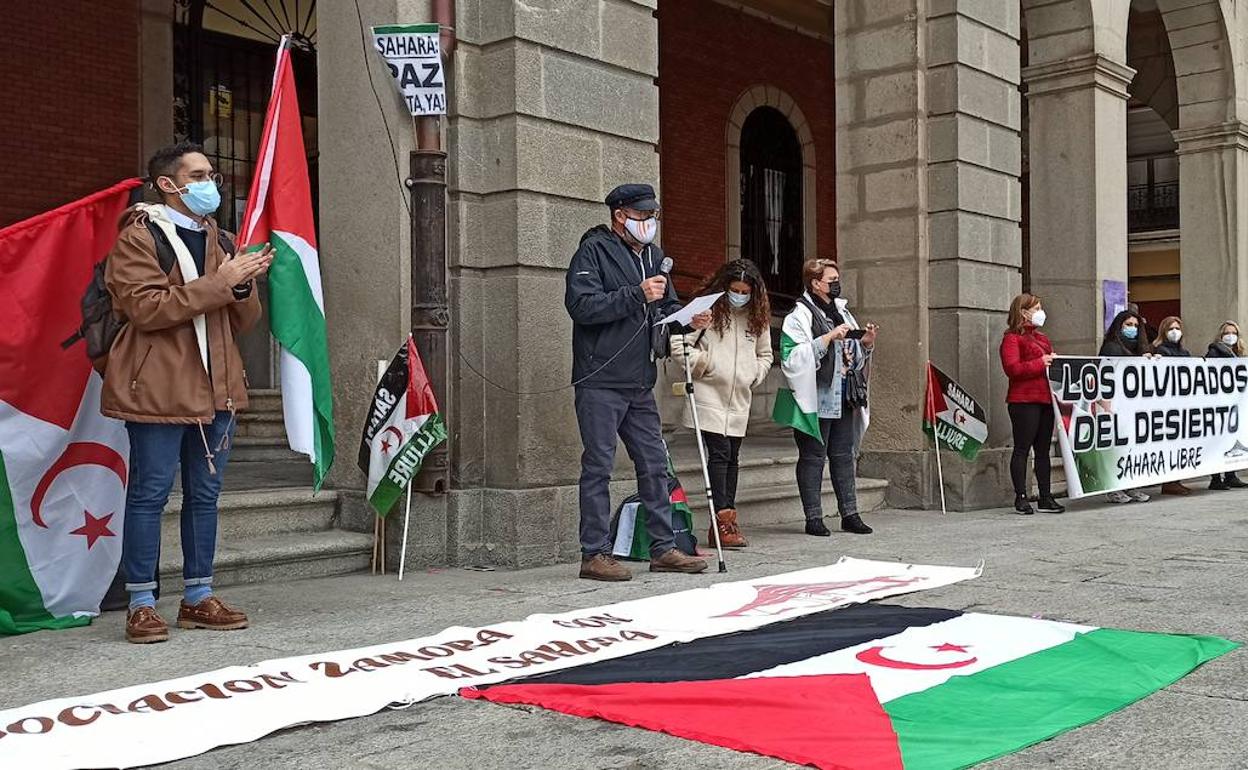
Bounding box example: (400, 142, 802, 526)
(30, 441, 128, 550)
(380, 425, 404, 455)
(856, 642, 978, 670)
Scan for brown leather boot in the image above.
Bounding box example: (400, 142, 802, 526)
(579, 553, 632, 582)
(126, 606, 169, 644)
(709, 509, 748, 549)
(1161, 481, 1192, 496)
(177, 596, 249, 631)
(650, 548, 708, 573)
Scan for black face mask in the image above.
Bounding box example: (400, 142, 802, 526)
(826, 281, 842, 300)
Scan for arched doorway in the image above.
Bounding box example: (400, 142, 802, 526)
(173, 0, 317, 389)
(740, 106, 804, 303)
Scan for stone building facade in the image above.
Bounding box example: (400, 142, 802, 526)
(5, 0, 1248, 570)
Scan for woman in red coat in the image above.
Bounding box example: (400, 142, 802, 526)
(999, 293, 1064, 515)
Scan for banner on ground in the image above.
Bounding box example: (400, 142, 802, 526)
(358, 335, 446, 515)
(922, 362, 988, 460)
(471, 603, 1237, 769)
(1049, 356, 1248, 497)
(0, 179, 140, 635)
(372, 24, 447, 115)
(0, 558, 978, 769)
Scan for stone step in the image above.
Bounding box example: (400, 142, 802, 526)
(229, 436, 307, 463)
(235, 411, 288, 439)
(158, 529, 374, 592)
(685, 478, 889, 529)
(244, 388, 283, 413)
(160, 488, 338, 551)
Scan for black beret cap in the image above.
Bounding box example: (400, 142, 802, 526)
(605, 183, 659, 211)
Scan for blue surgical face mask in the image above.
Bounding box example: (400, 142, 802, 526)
(173, 180, 221, 217)
(727, 291, 750, 309)
(1122, 325, 1139, 340)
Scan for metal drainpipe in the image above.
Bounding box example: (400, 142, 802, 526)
(407, 0, 455, 493)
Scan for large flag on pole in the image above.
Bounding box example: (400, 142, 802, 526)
(358, 336, 447, 516)
(0, 179, 140, 634)
(239, 35, 335, 490)
(922, 362, 988, 461)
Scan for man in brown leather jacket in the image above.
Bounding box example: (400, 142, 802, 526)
(103, 142, 272, 643)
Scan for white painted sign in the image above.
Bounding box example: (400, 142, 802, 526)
(0, 558, 978, 769)
(372, 23, 446, 116)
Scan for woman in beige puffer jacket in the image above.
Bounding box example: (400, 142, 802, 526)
(671, 259, 773, 548)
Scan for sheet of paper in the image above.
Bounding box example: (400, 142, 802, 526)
(655, 292, 724, 326)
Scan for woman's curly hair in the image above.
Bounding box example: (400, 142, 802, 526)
(696, 259, 771, 338)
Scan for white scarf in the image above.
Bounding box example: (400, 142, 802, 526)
(135, 203, 210, 373)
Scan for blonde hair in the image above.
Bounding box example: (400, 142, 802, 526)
(802, 258, 839, 294)
(1152, 316, 1183, 348)
(1218, 321, 1245, 356)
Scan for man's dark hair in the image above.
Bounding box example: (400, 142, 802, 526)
(147, 141, 205, 183)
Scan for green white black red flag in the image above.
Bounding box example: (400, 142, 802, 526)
(923, 362, 988, 461)
(358, 336, 446, 516)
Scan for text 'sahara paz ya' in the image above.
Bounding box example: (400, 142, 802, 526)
(1052, 358, 1248, 477)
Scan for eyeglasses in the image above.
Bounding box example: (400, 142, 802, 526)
(186, 171, 225, 187)
(623, 210, 660, 221)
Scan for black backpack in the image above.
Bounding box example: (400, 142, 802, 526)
(62, 221, 235, 371)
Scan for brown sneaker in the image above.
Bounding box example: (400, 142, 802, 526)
(650, 548, 708, 574)
(176, 596, 249, 631)
(579, 553, 632, 582)
(126, 606, 169, 644)
(709, 509, 748, 549)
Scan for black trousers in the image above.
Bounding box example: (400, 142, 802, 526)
(793, 416, 859, 518)
(701, 431, 743, 511)
(1008, 402, 1054, 497)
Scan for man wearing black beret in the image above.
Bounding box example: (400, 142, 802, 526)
(564, 183, 712, 581)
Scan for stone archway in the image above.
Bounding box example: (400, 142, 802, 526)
(1022, 0, 1135, 353)
(1152, 0, 1246, 339)
(725, 85, 817, 268)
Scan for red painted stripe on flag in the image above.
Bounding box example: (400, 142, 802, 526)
(461, 675, 903, 770)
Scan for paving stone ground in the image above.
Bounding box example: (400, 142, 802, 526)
(4, 488, 1246, 769)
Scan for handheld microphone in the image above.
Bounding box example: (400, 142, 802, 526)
(660, 256, 673, 276)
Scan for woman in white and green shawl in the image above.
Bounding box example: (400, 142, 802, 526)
(773, 259, 878, 536)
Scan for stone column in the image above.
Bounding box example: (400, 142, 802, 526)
(449, 0, 660, 567)
(319, 0, 450, 565)
(1174, 122, 1248, 342)
(1023, 54, 1135, 353)
(837, 0, 1022, 509)
(924, 0, 1023, 506)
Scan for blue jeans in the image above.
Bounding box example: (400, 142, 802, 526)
(122, 412, 235, 593)
(574, 387, 675, 558)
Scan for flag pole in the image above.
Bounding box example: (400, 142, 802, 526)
(925, 361, 949, 516)
(398, 483, 413, 581)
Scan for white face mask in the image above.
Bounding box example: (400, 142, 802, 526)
(1030, 309, 1046, 328)
(1224, 333, 1239, 347)
(1166, 329, 1183, 343)
(727, 291, 750, 309)
(623, 216, 658, 245)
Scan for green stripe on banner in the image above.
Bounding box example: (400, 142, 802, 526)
(373, 23, 440, 34)
(368, 413, 448, 516)
(886, 627, 1239, 770)
(0, 451, 88, 635)
(266, 233, 335, 490)
(772, 388, 821, 440)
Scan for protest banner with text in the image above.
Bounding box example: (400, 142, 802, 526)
(1049, 356, 1248, 497)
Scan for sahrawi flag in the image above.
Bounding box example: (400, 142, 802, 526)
(923, 362, 988, 461)
(466, 602, 1237, 769)
(239, 34, 335, 490)
(0, 179, 141, 635)
(359, 336, 447, 515)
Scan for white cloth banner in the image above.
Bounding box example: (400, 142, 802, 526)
(0, 558, 978, 769)
(1049, 356, 1248, 497)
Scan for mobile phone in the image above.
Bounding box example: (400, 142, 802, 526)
(846, 329, 868, 340)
